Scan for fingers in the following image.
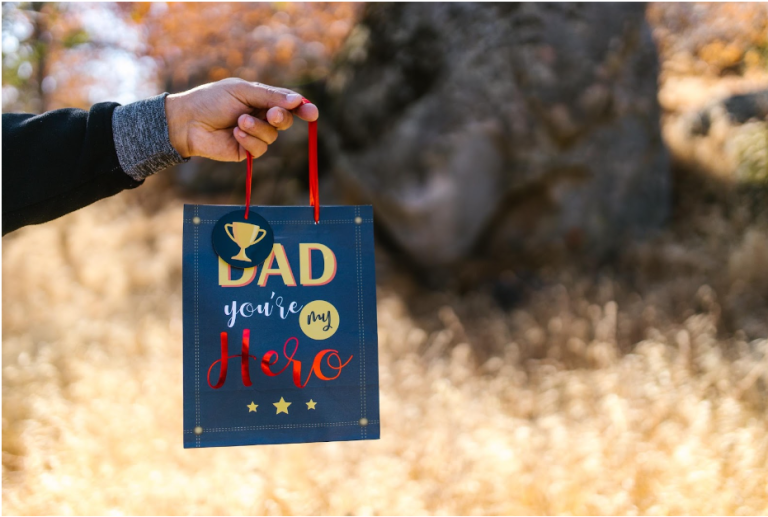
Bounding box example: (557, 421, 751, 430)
(294, 102, 319, 122)
(237, 114, 278, 144)
(263, 104, 317, 127)
(233, 127, 269, 160)
(230, 79, 319, 123)
(266, 107, 294, 130)
(235, 80, 304, 111)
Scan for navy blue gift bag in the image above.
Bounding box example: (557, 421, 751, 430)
(182, 103, 379, 448)
(182, 205, 380, 447)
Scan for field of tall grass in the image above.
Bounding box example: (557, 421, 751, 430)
(3, 165, 767, 514)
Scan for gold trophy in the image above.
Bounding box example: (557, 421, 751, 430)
(225, 222, 267, 262)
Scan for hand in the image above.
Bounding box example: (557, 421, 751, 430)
(164, 78, 319, 161)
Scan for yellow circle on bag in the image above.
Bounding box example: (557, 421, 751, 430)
(299, 300, 339, 340)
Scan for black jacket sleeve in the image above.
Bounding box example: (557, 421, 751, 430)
(2, 102, 143, 235)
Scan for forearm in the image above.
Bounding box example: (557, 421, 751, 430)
(1, 79, 319, 235)
(2, 94, 185, 235)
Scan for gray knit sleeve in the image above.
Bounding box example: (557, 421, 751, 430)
(112, 93, 188, 181)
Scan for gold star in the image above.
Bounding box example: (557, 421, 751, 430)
(273, 397, 291, 414)
(306, 399, 317, 410)
(247, 401, 258, 413)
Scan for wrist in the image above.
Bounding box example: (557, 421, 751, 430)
(112, 93, 188, 181)
(165, 93, 191, 158)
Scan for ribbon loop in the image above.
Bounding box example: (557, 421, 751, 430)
(302, 98, 320, 223)
(244, 151, 253, 219)
(243, 98, 319, 223)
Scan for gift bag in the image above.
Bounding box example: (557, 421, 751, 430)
(182, 104, 380, 448)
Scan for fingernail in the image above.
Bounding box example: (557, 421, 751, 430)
(286, 93, 302, 104)
(273, 111, 284, 123)
(241, 115, 254, 129)
(235, 128, 245, 138)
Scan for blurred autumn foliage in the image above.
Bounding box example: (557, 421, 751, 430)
(3, 2, 152, 112)
(2, 2, 360, 113)
(123, 2, 360, 92)
(5, 3, 765, 114)
(648, 3, 768, 77)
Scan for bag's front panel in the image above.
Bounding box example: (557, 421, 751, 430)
(182, 205, 379, 448)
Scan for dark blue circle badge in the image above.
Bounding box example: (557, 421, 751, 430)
(212, 210, 274, 269)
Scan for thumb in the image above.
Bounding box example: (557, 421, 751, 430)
(235, 81, 304, 110)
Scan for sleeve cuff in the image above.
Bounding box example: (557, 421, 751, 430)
(112, 93, 189, 181)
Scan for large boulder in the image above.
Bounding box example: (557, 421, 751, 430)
(326, 3, 670, 265)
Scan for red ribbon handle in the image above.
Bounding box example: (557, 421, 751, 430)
(244, 98, 319, 223)
(244, 149, 253, 219)
(303, 98, 319, 223)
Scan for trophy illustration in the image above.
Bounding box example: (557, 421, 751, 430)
(225, 222, 267, 262)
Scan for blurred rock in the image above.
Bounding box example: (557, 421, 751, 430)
(326, 3, 670, 266)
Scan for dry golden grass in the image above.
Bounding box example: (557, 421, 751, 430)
(2, 172, 768, 515)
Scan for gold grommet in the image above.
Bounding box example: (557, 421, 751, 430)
(354, 216, 362, 225)
(194, 426, 203, 435)
(192, 216, 201, 225)
(359, 418, 368, 427)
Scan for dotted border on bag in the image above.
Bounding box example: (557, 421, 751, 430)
(194, 205, 201, 448)
(189, 209, 373, 445)
(355, 206, 367, 439)
(184, 420, 380, 434)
